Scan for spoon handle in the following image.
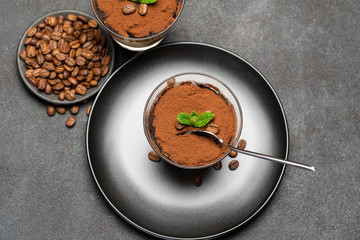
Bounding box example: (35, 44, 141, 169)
(229, 147, 316, 171)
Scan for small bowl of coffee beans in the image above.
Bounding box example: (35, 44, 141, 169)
(17, 10, 115, 105)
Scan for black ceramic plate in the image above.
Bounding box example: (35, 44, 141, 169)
(17, 10, 115, 105)
(86, 42, 288, 239)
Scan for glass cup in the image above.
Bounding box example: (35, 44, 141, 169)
(143, 73, 243, 169)
(91, 0, 185, 51)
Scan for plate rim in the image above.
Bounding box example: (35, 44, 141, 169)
(86, 41, 288, 239)
(16, 9, 115, 105)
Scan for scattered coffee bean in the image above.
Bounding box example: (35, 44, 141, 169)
(70, 105, 80, 115)
(229, 160, 239, 170)
(123, 3, 136, 15)
(238, 139, 247, 150)
(175, 121, 185, 130)
(86, 104, 92, 115)
(139, 3, 148, 16)
(212, 161, 222, 170)
(206, 123, 220, 134)
(229, 150, 238, 158)
(148, 151, 161, 162)
(55, 106, 66, 115)
(66, 116, 76, 127)
(194, 176, 202, 186)
(20, 14, 111, 101)
(47, 105, 56, 116)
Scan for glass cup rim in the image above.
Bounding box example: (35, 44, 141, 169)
(90, 0, 185, 41)
(143, 72, 243, 169)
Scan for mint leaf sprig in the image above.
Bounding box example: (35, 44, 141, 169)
(130, 0, 157, 4)
(177, 111, 215, 128)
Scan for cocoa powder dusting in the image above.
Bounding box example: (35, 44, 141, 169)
(150, 83, 237, 167)
(96, 0, 181, 38)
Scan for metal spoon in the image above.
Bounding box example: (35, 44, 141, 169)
(189, 130, 316, 171)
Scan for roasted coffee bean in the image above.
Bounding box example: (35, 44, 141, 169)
(212, 161, 222, 170)
(53, 82, 64, 90)
(79, 33, 87, 44)
(32, 68, 42, 77)
(87, 61, 94, 70)
(83, 41, 94, 50)
(47, 105, 56, 116)
(86, 104, 92, 115)
(88, 19, 98, 28)
(47, 78, 57, 85)
(62, 79, 71, 87)
(55, 53, 66, 61)
(79, 69, 89, 76)
(65, 57, 76, 67)
(50, 31, 62, 40)
(19, 50, 27, 61)
(89, 80, 98, 86)
(35, 32, 44, 39)
(229, 160, 239, 170)
(37, 22, 46, 28)
(64, 90, 75, 101)
(37, 78, 47, 90)
(101, 65, 109, 76)
(229, 150, 238, 158)
(44, 83, 52, 94)
(39, 40, 51, 54)
(55, 66, 65, 73)
(206, 123, 220, 134)
(76, 76, 85, 82)
(24, 37, 33, 45)
(101, 55, 111, 65)
(48, 16, 58, 27)
(66, 116, 76, 128)
(194, 176, 202, 186)
(25, 69, 34, 78)
(36, 53, 44, 65)
(28, 76, 38, 86)
(58, 39, 70, 53)
(77, 15, 88, 23)
(86, 71, 93, 82)
(55, 106, 66, 114)
(71, 66, 79, 77)
(63, 65, 74, 72)
(123, 3, 136, 14)
(39, 69, 50, 78)
(238, 139, 247, 150)
(26, 45, 36, 58)
(68, 77, 78, 86)
(80, 49, 94, 60)
(66, 26, 75, 35)
(139, 3, 148, 16)
(92, 67, 101, 76)
(27, 26, 37, 37)
(148, 151, 161, 162)
(70, 105, 80, 115)
(67, 14, 77, 21)
(69, 40, 81, 49)
(75, 84, 87, 95)
(175, 121, 185, 130)
(75, 56, 86, 66)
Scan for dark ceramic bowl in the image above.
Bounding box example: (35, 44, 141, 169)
(17, 9, 115, 105)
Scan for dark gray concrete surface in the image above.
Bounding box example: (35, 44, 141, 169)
(1, 0, 359, 239)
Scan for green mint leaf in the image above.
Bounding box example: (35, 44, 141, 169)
(177, 113, 193, 126)
(130, 0, 157, 4)
(190, 110, 198, 118)
(194, 112, 215, 127)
